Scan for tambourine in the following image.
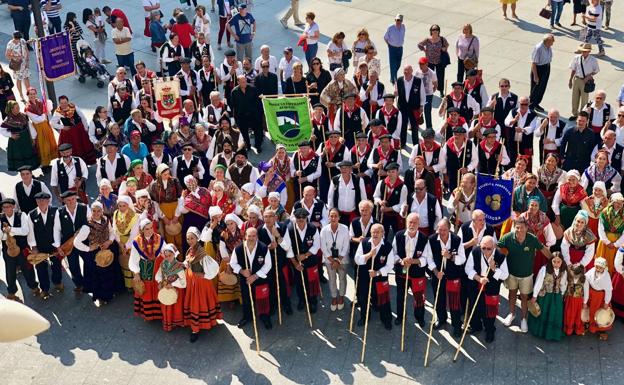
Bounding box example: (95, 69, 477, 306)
(218, 271, 238, 286)
(528, 300, 541, 318)
(157, 286, 178, 305)
(95, 250, 114, 268)
(595, 307, 615, 328)
(133, 280, 145, 296)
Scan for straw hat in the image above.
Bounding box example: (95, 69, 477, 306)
(157, 286, 178, 305)
(165, 222, 182, 235)
(27, 253, 50, 266)
(219, 271, 238, 286)
(575, 43, 592, 53)
(528, 300, 541, 318)
(595, 307, 615, 328)
(95, 250, 114, 268)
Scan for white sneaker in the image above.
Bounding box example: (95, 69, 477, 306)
(502, 313, 516, 327)
(330, 303, 337, 312)
(337, 301, 344, 311)
(520, 318, 528, 333)
(280, 19, 288, 29)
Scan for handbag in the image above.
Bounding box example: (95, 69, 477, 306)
(580, 56, 596, 93)
(440, 50, 451, 67)
(9, 58, 22, 71)
(342, 49, 352, 71)
(462, 37, 478, 70)
(539, 5, 552, 19)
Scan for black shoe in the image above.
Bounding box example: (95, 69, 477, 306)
(284, 303, 293, 315)
(297, 301, 305, 311)
(262, 318, 273, 330)
(357, 318, 365, 326)
(469, 325, 483, 333)
(384, 322, 392, 331)
(556, 22, 562, 27)
(190, 332, 199, 343)
(394, 318, 402, 326)
(534, 105, 545, 112)
(453, 327, 462, 338)
(485, 332, 495, 343)
(310, 303, 317, 314)
(237, 318, 250, 328)
(417, 318, 425, 328)
(432, 321, 444, 330)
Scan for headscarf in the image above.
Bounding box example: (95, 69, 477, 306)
(117, 195, 134, 208)
(99, 178, 112, 189)
(135, 189, 149, 199)
(241, 183, 254, 195)
(186, 226, 201, 239)
(247, 204, 262, 217)
(126, 177, 138, 187)
(91, 201, 104, 210)
(139, 218, 152, 230)
(209, 206, 223, 218)
(156, 163, 170, 178)
(225, 213, 243, 228)
(184, 174, 196, 187)
(564, 209, 596, 247)
(595, 257, 607, 269)
(592, 181, 607, 197)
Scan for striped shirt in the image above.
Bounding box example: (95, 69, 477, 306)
(41, 0, 61, 18)
(531, 42, 552, 66)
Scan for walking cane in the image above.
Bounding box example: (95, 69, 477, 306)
(272, 247, 282, 325)
(243, 240, 261, 353)
(495, 139, 506, 179)
(293, 227, 313, 328)
(453, 266, 492, 362)
(400, 231, 413, 352)
(360, 245, 378, 363)
(349, 264, 359, 333)
(424, 258, 447, 367)
(378, 183, 388, 223)
(297, 154, 303, 199)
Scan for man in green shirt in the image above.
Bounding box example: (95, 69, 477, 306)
(497, 218, 552, 333)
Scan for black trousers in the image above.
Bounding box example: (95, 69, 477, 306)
(395, 274, 425, 323)
(529, 63, 550, 108)
(35, 255, 63, 292)
(269, 261, 292, 316)
(3, 252, 38, 295)
(237, 115, 263, 150)
(470, 291, 497, 334)
(48, 16, 62, 34)
(240, 277, 271, 322)
(66, 249, 84, 288)
(11, 11, 30, 41)
(399, 107, 419, 147)
(430, 276, 462, 329)
(357, 272, 392, 326)
(457, 58, 466, 83)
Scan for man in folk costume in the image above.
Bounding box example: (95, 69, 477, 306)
(403, 179, 442, 236)
(108, 67, 137, 99)
(172, 142, 205, 190)
(373, 162, 408, 236)
(198, 57, 220, 108)
(591, 130, 624, 175)
(292, 186, 328, 231)
(144, 140, 172, 179)
(349, 200, 376, 260)
(257, 208, 295, 316)
(13, 165, 52, 214)
(408, 129, 443, 198)
(368, 134, 402, 192)
(439, 82, 480, 133)
(470, 107, 501, 145)
(231, 227, 274, 329)
(463, 69, 489, 110)
(203, 93, 229, 132)
(50, 96, 97, 165)
(209, 142, 236, 179)
(367, 119, 396, 151)
(129, 219, 165, 321)
(317, 130, 349, 202)
(27, 192, 61, 299)
(458, 209, 497, 256)
(375, 94, 403, 147)
(536, 108, 567, 164)
(96, 140, 130, 192)
(447, 173, 478, 227)
(354, 223, 395, 329)
(437, 107, 470, 142)
(477, 128, 510, 176)
(310, 104, 331, 151)
(327, 160, 367, 226)
(465, 236, 509, 342)
(190, 33, 213, 72)
(123, 109, 157, 146)
(425, 218, 467, 337)
(218, 49, 243, 104)
(585, 90, 616, 148)
(72, 201, 115, 307)
(351, 132, 374, 198)
(440, 125, 478, 193)
(488, 78, 518, 136)
(504, 96, 538, 167)
(177, 58, 201, 106)
(392, 213, 429, 327)
(333, 93, 369, 149)
(291, 140, 322, 201)
(208, 118, 244, 161)
(227, 148, 258, 191)
(1, 198, 40, 301)
(359, 70, 385, 119)
(54, 191, 91, 294)
(109, 85, 137, 126)
(133, 61, 156, 92)
(50, 143, 89, 203)
(177, 100, 206, 130)
(289, 208, 322, 313)
(395, 64, 426, 147)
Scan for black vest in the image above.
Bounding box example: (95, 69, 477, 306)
(178, 69, 199, 92)
(161, 42, 183, 73)
(56, 158, 83, 193)
(446, 94, 472, 123)
(393, 230, 428, 278)
(99, 155, 128, 182)
(350, 217, 376, 239)
(459, 221, 496, 256)
(375, 108, 400, 135)
(446, 142, 473, 177)
(465, 83, 484, 107)
(145, 153, 171, 178)
(199, 68, 218, 101)
(92, 119, 109, 141)
(491, 92, 518, 131)
(508, 108, 538, 151)
(175, 155, 200, 189)
(110, 95, 133, 125)
(477, 142, 503, 175)
(350, 147, 372, 174)
(416, 144, 441, 168)
(257, 225, 288, 266)
(288, 223, 318, 268)
(588, 103, 612, 127)
(58, 204, 88, 243)
(471, 247, 506, 295)
(331, 174, 362, 213)
(396, 76, 422, 110)
(321, 144, 346, 180)
(292, 199, 326, 224)
(360, 80, 385, 114)
(0, 212, 27, 251)
(233, 241, 270, 276)
(342, 107, 364, 136)
(228, 164, 253, 189)
(359, 240, 392, 278)
(29, 207, 57, 253)
(191, 42, 211, 70)
(293, 153, 320, 179)
(15, 181, 42, 214)
(428, 233, 463, 279)
(406, 193, 438, 234)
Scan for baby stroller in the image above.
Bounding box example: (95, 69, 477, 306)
(75, 39, 112, 88)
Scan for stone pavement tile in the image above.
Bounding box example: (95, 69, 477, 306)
(31, 368, 90, 385)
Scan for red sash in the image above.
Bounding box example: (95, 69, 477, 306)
(410, 277, 427, 308)
(254, 283, 270, 316)
(445, 279, 461, 311)
(375, 280, 390, 306)
(306, 266, 320, 297)
(282, 264, 292, 297)
(485, 294, 499, 318)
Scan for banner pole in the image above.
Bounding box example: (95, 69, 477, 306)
(31, 0, 57, 109)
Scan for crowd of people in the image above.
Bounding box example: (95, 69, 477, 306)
(1, 0, 623, 349)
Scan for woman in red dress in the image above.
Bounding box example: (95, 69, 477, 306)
(155, 243, 186, 332)
(184, 226, 222, 342)
(580, 181, 608, 238)
(50, 96, 97, 165)
(211, 181, 238, 216)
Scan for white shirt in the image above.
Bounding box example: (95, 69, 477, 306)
(373, 182, 407, 214)
(50, 107, 90, 133)
(292, 223, 321, 255)
(289, 154, 322, 183)
(446, 190, 477, 225)
(229, 242, 272, 279)
(535, 118, 565, 151)
(53, 205, 92, 247)
(584, 267, 612, 304)
(359, 82, 383, 106)
(50, 157, 89, 189)
(354, 239, 395, 276)
(327, 175, 367, 212)
(177, 69, 202, 97)
(569, 54, 600, 78)
(278, 56, 302, 82)
(96, 154, 131, 185)
(73, 221, 115, 252)
(409, 142, 442, 171)
(193, 14, 211, 38)
(465, 249, 509, 282)
(0, 212, 29, 241)
(304, 22, 319, 45)
(143, 152, 168, 172)
(349, 217, 374, 239)
(424, 235, 467, 271)
(332, 107, 370, 134)
(561, 236, 596, 267)
(392, 231, 427, 268)
(253, 55, 278, 74)
(585, 4, 603, 30)
(588, 102, 615, 127)
(320, 223, 350, 263)
(405, 194, 442, 229)
(415, 68, 438, 96)
(504, 109, 538, 142)
(437, 140, 479, 175)
(27, 207, 56, 247)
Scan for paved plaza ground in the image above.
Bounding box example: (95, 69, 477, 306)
(1, 0, 624, 383)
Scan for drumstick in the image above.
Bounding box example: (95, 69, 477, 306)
(243, 240, 261, 353)
(293, 227, 313, 328)
(424, 257, 446, 367)
(348, 264, 359, 333)
(453, 266, 492, 362)
(272, 247, 282, 325)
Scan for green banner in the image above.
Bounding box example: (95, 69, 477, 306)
(262, 96, 312, 151)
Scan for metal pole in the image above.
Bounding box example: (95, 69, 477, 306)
(31, 0, 57, 108)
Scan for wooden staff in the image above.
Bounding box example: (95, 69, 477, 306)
(297, 154, 303, 199)
(360, 245, 378, 363)
(453, 266, 492, 362)
(513, 111, 521, 158)
(272, 247, 282, 325)
(243, 240, 261, 353)
(293, 226, 313, 328)
(424, 257, 447, 367)
(439, 80, 448, 117)
(539, 118, 548, 165)
(400, 230, 413, 352)
(378, 182, 388, 223)
(456, 138, 468, 192)
(260, 92, 319, 98)
(349, 264, 359, 333)
(341, 100, 346, 140)
(494, 139, 506, 179)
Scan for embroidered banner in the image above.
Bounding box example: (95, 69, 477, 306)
(262, 96, 312, 151)
(475, 173, 513, 226)
(38, 32, 76, 81)
(154, 78, 182, 121)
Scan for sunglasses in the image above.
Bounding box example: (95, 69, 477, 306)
(183, 148, 193, 151)
(500, 84, 510, 88)
(520, 103, 529, 106)
(618, 114, 624, 117)
(261, 65, 269, 68)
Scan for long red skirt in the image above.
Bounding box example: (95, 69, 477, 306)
(563, 295, 584, 336)
(611, 273, 624, 318)
(588, 287, 612, 334)
(161, 287, 186, 331)
(58, 123, 97, 165)
(183, 271, 222, 333)
(532, 233, 548, 277)
(134, 280, 163, 321)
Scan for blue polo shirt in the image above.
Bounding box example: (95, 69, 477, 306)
(228, 13, 255, 44)
(121, 142, 149, 162)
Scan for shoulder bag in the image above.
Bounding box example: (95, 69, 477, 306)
(580, 56, 595, 94)
(463, 37, 478, 70)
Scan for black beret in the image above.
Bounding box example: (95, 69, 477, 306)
(34, 192, 51, 199)
(298, 140, 312, 147)
(337, 160, 353, 167)
(422, 128, 435, 139)
(60, 190, 77, 199)
(17, 165, 33, 172)
(384, 162, 399, 171)
(235, 148, 248, 158)
(58, 143, 73, 151)
(103, 139, 118, 147)
(224, 49, 236, 57)
(453, 126, 467, 134)
(0, 198, 16, 206)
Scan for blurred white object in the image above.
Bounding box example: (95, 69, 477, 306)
(0, 298, 50, 342)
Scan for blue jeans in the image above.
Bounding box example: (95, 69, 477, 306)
(550, 1, 564, 25)
(388, 45, 403, 84)
(305, 43, 318, 68)
(116, 52, 136, 75)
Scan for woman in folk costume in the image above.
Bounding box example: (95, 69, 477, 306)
(502, 155, 529, 191)
(237, 183, 264, 221)
(96, 179, 118, 223)
(155, 243, 186, 332)
(130, 219, 165, 322)
(520, 198, 557, 276)
(210, 212, 243, 305)
(271, 144, 295, 212)
(584, 257, 613, 340)
(256, 161, 288, 208)
(176, 175, 212, 253)
(537, 153, 566, 215)
(241, 204, 264, 233)
(564, 263, 587, 336)
(120, 159, 154, 194)
(267, 192, 289, 223)
(209, 164, 240, 201)
(561, 210, 596, 270)
(24, 88, 57, 168)
(210, 181, 238, 216)
(446, 172, 476, 227)
(184, 226, 222, 343)
(319, 67, 358, 123)
(610, 248, 624, 319)
(148, 164, 183, 250)
(121, 177, 139, 204)
(135, 189, 163, 233)
(581, 150, 622, 195)
(51, 96, 97, 165)
(528, 252, 567, 341)
(552, 170, 588, 230)
(501, 173, 547, 235)
(112, 195, 140, 290)
(580, 181, 609, 238)
(0, 100, 39, 171)
(73, 201, 116, 307)
(596, 193, 624, 274)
